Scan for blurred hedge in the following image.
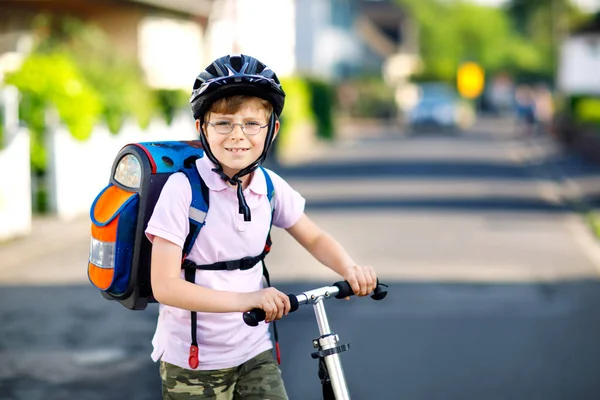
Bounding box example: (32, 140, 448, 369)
(277, 77, 315, 151)
(274, 76, 339, 161)
(5, 52, 102, 172)
(305, 78, 336, 141)
(3, 15, 188, 171)
(572, 97, 600, 128)
(339, 76, 396, 120)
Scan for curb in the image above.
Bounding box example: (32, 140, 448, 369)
(512, 134, 600, 271)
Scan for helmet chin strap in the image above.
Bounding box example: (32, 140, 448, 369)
(199, 113, 277, 222)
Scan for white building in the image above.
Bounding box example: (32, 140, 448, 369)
(558, 15, 600, 96)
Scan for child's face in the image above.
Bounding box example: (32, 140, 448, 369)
(197, 98, 279, 178)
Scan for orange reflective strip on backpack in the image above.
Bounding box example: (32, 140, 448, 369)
(88, 184, 137, 292)
(88, 262, 114, 290)
(89, 218, 119, 290)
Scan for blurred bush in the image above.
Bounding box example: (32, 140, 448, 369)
(37, 16, 158, 134)
(3, 15, 186, 173)
(340, 76, 396, 120)
(277, 77, 315, 155)
(5, 52, 102, 173)
(305, 78, 336, 141)
(573, 97, 600, 127)
(154, 89, 190, 125)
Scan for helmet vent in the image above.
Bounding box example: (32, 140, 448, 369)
(206, 64, 219, 77)
(230, 55, 242, 72)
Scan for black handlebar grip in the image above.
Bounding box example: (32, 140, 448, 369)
(371, 280, 388, 301)
(243, 295, 299, 327)
(334, 279, 389, 300)
(289, 295, 299, 312)
(243, 309, 265, 327)
(334, 281, 354, 299)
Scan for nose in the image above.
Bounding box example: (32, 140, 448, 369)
(230, 123, 245, 139)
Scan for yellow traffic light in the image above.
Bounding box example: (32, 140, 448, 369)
(457, 62, 485, 99)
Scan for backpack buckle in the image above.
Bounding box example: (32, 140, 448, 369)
(225, 257, 251, 271)
(232, 256, 255, 271)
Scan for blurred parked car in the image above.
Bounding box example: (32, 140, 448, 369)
(406, 82, 469, 133)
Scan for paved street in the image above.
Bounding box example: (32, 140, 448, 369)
(2, 117, 600, 399)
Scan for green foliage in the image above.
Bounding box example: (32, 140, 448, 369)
(396, 0, 592, 83)
(573, 97, 600, 126)
(586, 211, 600, 239)
(2, 15, 184, 172)
(154, 89, 190, 125)
(305, 78, 336, 140)
(5, 52, 102, 172)
(40, 16, 158, 134)
(343, 76, 396, 119)
(278, 77, 315, 150)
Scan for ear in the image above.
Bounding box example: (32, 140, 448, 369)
(271, 119, 280, 142)
(195, 120, 201, 133)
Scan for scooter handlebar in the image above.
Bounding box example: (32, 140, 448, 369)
(243, 280, 388, 326)
(243, 294, 299, 327)
(334, 279, 388, 300)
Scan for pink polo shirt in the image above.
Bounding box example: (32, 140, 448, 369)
(145, 155, 305, 370)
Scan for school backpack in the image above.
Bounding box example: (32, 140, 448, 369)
(87, 140, 276, 311)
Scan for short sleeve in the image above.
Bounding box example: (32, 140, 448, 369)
(145, 172, 192, 249)
(267, 169, 305, 229)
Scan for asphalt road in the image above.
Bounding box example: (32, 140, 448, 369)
(2, 118, 600, 400)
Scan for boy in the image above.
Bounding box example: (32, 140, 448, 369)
(146, 54, 378, 399)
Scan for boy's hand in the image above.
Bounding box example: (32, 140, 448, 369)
(244, 287, 291, 323)
(343, 265, 377, 297)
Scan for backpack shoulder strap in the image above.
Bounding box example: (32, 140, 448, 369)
(258, 166, 282, 364)
(257, 166, 275, 286)
(179, 166, 209, 259)
(178, 164, 209, 370)
(259, 167, 275, 211)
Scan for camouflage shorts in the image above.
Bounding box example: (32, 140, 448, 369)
(160, 349, 289, 400)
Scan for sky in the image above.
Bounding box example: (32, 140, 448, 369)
(472, 0, 599, 12)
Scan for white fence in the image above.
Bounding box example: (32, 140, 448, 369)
(0, 128, 31, 241)
(46, 112, 197, 220)
(0, 85, 31, 241)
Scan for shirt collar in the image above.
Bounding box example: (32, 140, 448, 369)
(196, 155, 267, 195)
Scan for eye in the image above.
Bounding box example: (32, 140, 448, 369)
(214, 121, 232, 127)
(244, 122, 261, 127)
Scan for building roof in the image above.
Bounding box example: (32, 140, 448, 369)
(127, 0, 213, 17)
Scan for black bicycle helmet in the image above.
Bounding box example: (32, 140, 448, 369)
(190, 54, 286, 221)
(191, 54, 285, 120)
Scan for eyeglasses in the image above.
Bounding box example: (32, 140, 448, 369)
(207, 121, 268, 135)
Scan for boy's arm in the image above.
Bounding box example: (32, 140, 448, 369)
(150, 236, 243, 312)
(285, 213, 377, 296)
(150, 236, 291, 320)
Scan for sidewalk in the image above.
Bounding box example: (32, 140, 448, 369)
(0, 214, 90, 284)
(515, 133, 600, 232)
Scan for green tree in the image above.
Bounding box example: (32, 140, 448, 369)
(397, 0, 529, 80)
(35, 15, 158, 133)
(505, 0, 592, 78)
(394, 0, 589, 82)
(5, 52, 102, 172)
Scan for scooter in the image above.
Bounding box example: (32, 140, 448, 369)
(243, 280, 388, 400)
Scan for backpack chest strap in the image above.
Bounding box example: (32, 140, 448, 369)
(182, 248, 270, 272)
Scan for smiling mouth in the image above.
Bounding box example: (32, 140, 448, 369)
(226, 148, 250, 153)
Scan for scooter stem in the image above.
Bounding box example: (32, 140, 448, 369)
(313, 297, 351, 400)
